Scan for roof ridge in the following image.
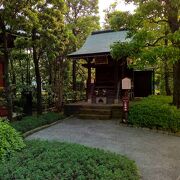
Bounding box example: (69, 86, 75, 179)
(92, 28, 127, 35)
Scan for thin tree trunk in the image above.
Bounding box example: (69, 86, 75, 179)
(163, 31, 171, 96)
(18, 58, 24, 85)
(166, 1, 180, 108)
(55, 57, 64, 112)
(48, 60, 52, 107)
(173, 61, 180, 108)
(72, 29, 77, 92)
(164, 61, 171, 96)
(32, 28, 42, 115)
(0, 17, 13, 120)
(26, 51, 31, 85)
(10, 58, 17, 97)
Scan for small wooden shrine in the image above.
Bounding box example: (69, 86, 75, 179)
(68, 30, 154, 104)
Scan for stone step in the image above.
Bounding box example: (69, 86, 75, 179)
(77, 114, 111, 120)
(79, 108, 111, 115)
(79, 105, 112, 110)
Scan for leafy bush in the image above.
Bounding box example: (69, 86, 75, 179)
(11, 112, 65, 133)
(0, 120, 25, 161)
(129, 96, 180, 132)
(0, 140, 139, 180)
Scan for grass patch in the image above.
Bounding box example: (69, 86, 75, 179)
(129, 96, 180, 132)
(0, 140, 140, 180)
(11, 112, 65, 133)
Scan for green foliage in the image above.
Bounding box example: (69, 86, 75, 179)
(109, 0, 180, 105)
(65, 0, 100, 50)
(129, 96, 180, 132)
(0, 119, 25, 161)
(109, 0, 180, 67)
(0, 140, 140, 180)
(11, 112, 65, 133)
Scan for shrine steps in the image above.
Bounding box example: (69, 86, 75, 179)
(64, 103, 123, 120)
(78, 114, 111, 120)
(77, 108, 111, 120)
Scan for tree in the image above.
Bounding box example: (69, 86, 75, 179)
(0, 0, 68, 117)
(0, 0, 28, 120)
(65, 0, 100, 91)
(19, 0, 67, 114)
(110, 0, 180, 108)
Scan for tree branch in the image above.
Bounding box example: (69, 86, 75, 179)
(146, 36, 166, 46)
(148, 18, 168, 24)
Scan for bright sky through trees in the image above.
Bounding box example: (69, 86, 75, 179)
(98, 0, 136, 26)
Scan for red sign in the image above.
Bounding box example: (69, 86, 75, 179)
(122, 97, 129, 112)
(0, 63, 4, 87)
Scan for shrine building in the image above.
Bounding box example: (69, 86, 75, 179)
(68, 30, 154, 105)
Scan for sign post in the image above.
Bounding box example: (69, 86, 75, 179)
(122, 77, 131, 123)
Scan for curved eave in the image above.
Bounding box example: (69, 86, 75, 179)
(67, 52, 110, 59)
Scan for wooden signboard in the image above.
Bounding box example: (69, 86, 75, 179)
(0, 63, 4, 87)
(122, 77, 131, 90)
(95, 56, 108, 65)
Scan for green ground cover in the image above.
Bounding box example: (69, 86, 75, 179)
(0, 120, 25, 161)
(129, 96, 180, 132)
(0, 140, 140, 180)
(11, 112, 65, 133)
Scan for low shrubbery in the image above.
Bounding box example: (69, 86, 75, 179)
(129, 96, 180, 132)
(0, 140, 140, 180)
(0, 119, 25, 161)
(11, 112, 65, 133)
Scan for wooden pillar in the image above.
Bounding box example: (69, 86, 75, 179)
(87, 59, 91, 103)
(72, 59, 77, 91)
(152, 69, 155, 95)
(114, 60, 119, 104)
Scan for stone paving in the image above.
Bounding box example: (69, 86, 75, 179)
(27, 118, 180, 180)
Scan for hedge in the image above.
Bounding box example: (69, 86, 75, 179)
(11, 112, 65, 133)
(129, 96, 180, 132)
(0, 140, 140, 180)
(0, 120, 25, 161)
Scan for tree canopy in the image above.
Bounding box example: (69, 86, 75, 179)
(109, 0, 180, 108)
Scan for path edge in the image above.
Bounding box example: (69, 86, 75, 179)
(23, 115, 73, 138)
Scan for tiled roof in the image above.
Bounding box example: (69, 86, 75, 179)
(68, 30, 130, 58)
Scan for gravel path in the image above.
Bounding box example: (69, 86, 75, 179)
(27, 118, 180, 180)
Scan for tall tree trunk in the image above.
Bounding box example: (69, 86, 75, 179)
(18, 58, 24, 85)
(164, 60, 171, 96)
(0, 17, 13, 120)
(163, 33, 171, 96)
(72, 29, 77, 92)
(32, 28, 42, 115)
(173, 62, 180, 108)
(55, 57, 64, 112)
(10, 58, 17, 97)
(166, 1, 180, 108)
(48, 60, 52, 107)
(26, 51, 31, 85)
